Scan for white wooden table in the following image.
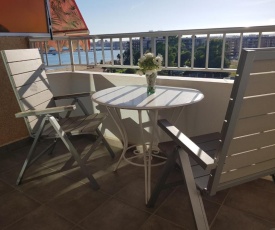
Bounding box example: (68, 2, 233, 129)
(92, 85, 204, 203)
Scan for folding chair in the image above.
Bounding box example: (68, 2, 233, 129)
(1, 48, 115, 190)
(147, 47, 275, 229)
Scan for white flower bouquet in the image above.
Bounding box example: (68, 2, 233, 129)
(137, 52, 163, 75)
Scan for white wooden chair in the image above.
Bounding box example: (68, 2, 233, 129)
(147, 47, 275, 229)
(1, 48, 115, 190)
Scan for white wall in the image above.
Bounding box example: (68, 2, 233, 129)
(47, 71, 233, 146)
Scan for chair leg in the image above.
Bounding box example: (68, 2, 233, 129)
(178, 149, 209, 230)
(48, 138, 58, 155)
(96, 128, 115, 158)
(48, 116, 100, 190)
(16, 117, 48, 185)
(147, 147, 179, 208)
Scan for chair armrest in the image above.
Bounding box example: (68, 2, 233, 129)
(15, 105, 76, 118)
(53, 92, 95, 100)
(158, 119, 216, 170)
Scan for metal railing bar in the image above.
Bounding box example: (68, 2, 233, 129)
(191, 35, 195, 68)
(92, 38, 97, 64)
(101, 38, 105, 64)
(77, 40, 81, 64)
(258, 32, 262, 48)
(221, 33, 226, 69)
(130, 37, 133, 66)
(119, 38, 123, 65)
(57, 40, 62, 65)
(165, 36, 168, 68)
(110, 38, 114, 65)
(205, 34, 210, 69)
(178, 35, 181, 68)
(84, 39, 89, 65)
(44, 41, 49, 66)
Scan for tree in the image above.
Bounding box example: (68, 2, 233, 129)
(194, 39, 230, 69)
(181, 51, 191, 67)
(122, 44, 140, 66)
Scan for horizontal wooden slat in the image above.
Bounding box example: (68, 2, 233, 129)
(12, 70, 48, 87)
(42, 117, 80, 136)
(17, 80, 51, 99)
(233, 113, 275, 137)
(223, 145, 275, 171)
(3, 49, 41, 62)
(190, 132, 220, 143)
(74, 113, 105, 133)
(228, 130, 275, 155)
(8, 59, 44, 75)
(20, 90, 54, 111)
(220, 158, 275, 183)
(16, 105, 75, 118)
(251, 59, 275, 73)
(240, 93, 275, 118)
(245, 72, 275, 96)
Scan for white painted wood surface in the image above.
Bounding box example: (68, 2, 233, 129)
(92, 85, 204, 110)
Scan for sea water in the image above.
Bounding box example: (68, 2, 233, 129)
(43, 50, 122, 66)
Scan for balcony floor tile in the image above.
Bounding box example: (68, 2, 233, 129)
(0, 136, 275, 230)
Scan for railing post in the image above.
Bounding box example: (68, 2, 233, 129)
(205, 34, 210, 69)
(140, 37, 143, 57)
(165, 36, 168, 68)
(68, 38, 75, 72)
(110, 38, 114, 65)
(221, 33, 226, 69)
(178, 35, 181, 68)
(130, 37, 133, 66)
(57, 40, 62, 65)
(258, 32, 262, 48)
(191, 35, 195, 69)
(92, 38, 97, 65)
(119, 38, 123, 65)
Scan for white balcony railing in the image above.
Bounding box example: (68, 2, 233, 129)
(29, 25, 275, 75)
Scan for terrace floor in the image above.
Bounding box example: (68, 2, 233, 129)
(0, 135, 275, 230)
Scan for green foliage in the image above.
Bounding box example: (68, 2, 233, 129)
(117, 37, 230, 78)
(124, 68, 136, 74)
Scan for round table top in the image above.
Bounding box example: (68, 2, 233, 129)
(92, 85, 204, 110)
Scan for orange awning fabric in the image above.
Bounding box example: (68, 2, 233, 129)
(50, 0, 89, 36)
(37, 0, 90, 52)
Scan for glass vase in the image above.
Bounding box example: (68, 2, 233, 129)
(145, 71, 157, 95)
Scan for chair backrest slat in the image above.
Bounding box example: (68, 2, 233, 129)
(220, 158, 275, 184)
(233, 113, 275, 137)
(228, 129, 275, 155)
(208, 48, 275, 194)
(239, 93, 275, 118)
(3, 49, 41, 62)
(245, 72, 275, 96)
(223, 145, 275, 171)
(1, 48, 55, 135)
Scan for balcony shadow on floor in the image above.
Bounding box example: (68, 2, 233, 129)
(0, 136, 275, 230)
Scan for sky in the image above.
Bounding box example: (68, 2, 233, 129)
(75, 0, 275, 35)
